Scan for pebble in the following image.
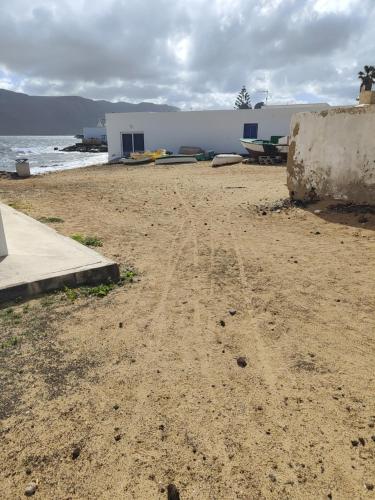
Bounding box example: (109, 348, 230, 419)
(366, 483, 374, 491)
(167, 484, 180, 500)
(228, 308, 237, 316)
(24, 482, 37, 496)
(72, 446, 81, 460)
(119, 322, 123, 328)
(351, 440, 359, 447)
(314, 210, 321, 214)
(219, 320, 225, 327)
(113, 404, 119, 410)
(114, 434, 122, 441)
(236, 357, 247, 368)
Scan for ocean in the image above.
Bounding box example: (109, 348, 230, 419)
(0, 136, 108, 175)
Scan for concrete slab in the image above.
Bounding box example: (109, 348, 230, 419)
(0, 203, 120, 302)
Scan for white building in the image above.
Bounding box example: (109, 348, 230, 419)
(83, 118, 107, 144)
(106, 104, 330, 159)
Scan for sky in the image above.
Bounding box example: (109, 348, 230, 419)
(0, 0, 374, 109)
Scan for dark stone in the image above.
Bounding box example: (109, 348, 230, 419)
(72, 446, 81, 460)
(167, 483, 180, 500)
(219, 320, 225, 327)
(228, 308, 237, 316)
(113, 404, 119, 410)
(119, 322, 123, 328)
(114, 434, 122, 441)
(351, 440, 359, 447)
(366, 484, 374, 491)
(25, 468, 32, 475)
(358, 437, 366, 446)
(315, 231, 320, 235)
(236, 357, 247, 368)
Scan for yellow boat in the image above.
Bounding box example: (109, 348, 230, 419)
(131, 149, 166, 161)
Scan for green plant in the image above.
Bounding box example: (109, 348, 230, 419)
(71, 234, 103, 247)
(0, 308, 21, 325)
(1, 336, 19, 350)
(64, 287, 79, 301)
(80, 283, 116, 297)
(39, 216, 64, 223)
(121, 269, 137, 282)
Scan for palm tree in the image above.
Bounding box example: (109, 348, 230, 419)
(358, 65, 375, 92)
(235, 86, 252, 109)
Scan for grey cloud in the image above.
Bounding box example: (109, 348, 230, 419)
(0, 0, 374, 107)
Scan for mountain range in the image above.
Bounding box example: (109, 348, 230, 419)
(0, 89, 179, 135)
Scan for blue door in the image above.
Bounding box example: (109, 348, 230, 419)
(243, 123, 258, 139)
(122, 134, 133, 154)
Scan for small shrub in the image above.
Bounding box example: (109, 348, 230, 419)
(71, 234, 103, 247)
(80, 283, 116, 297)
(39, 216, 64, 223)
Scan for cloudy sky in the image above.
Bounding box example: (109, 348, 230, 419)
(1, 0, 374, 109)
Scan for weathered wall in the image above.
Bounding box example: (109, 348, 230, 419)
(106, 104, 329, 158)
(287, 106, 375, 203)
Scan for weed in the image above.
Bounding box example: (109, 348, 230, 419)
(120, 269, 137, 283)
(71, 234, 103, 247)
(1, 336, 19, 350)
(64, 287, 79, 301)
(39, 216, 64, 224)
(0, 308, 21, 325)
(81, 283, 116, 297)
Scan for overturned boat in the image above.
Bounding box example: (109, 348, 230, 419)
(211, 154, 243, 167)
(155, 155, 198, 165)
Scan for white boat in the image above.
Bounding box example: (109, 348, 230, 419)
(239, 139, 278, 158)
(211, 154, 243, 167)
(155, 155, 198, 165)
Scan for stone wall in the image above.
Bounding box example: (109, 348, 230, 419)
(287, 105, 375, 203)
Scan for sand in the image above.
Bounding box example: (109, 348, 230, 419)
(0, 162, 375, 499)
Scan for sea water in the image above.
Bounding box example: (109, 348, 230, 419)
(0, 136, 108, 175)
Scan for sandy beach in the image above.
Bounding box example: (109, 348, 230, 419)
(1, 161, 375, 499)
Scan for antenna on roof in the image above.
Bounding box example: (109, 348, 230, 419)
(256, 89, 269, 104)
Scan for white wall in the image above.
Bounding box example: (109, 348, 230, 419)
(287, 105, 375, 203)
(83, 127, 107, 141)
(106, 104, 329, 159)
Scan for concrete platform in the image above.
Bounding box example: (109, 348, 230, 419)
(0, 203, 120, 302)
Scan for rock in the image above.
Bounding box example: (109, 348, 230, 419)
(228, 308, 237, 316)
(261, 211, 267, 216)
(366, 483, 374, 491)
(72, 446, 81, 460)
(113, 404, 119, 410)
(114, 434, 122, 441)
(167, 483, 180, 500)
(359, 437, 366, 446)
(24, 482, 37, 496)
(119, 322, 123, 328)
(25, 468, 32, 475)
(315, 231, 321, 235)
(236, 357, 247, 368)
(351, 440, 359, 447)
(371, 435, 375, 442)
(269, 473, 277, 482)
(219, 320, 225, 327)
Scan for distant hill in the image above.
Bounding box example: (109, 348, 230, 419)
(0, 89, 179, 135)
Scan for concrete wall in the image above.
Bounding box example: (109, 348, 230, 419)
(0, 208, 8, 257)
(106, 104, 329, 159)
(287, 106, 375, 203)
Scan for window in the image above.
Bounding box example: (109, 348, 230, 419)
(243, 123, 258, 139)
